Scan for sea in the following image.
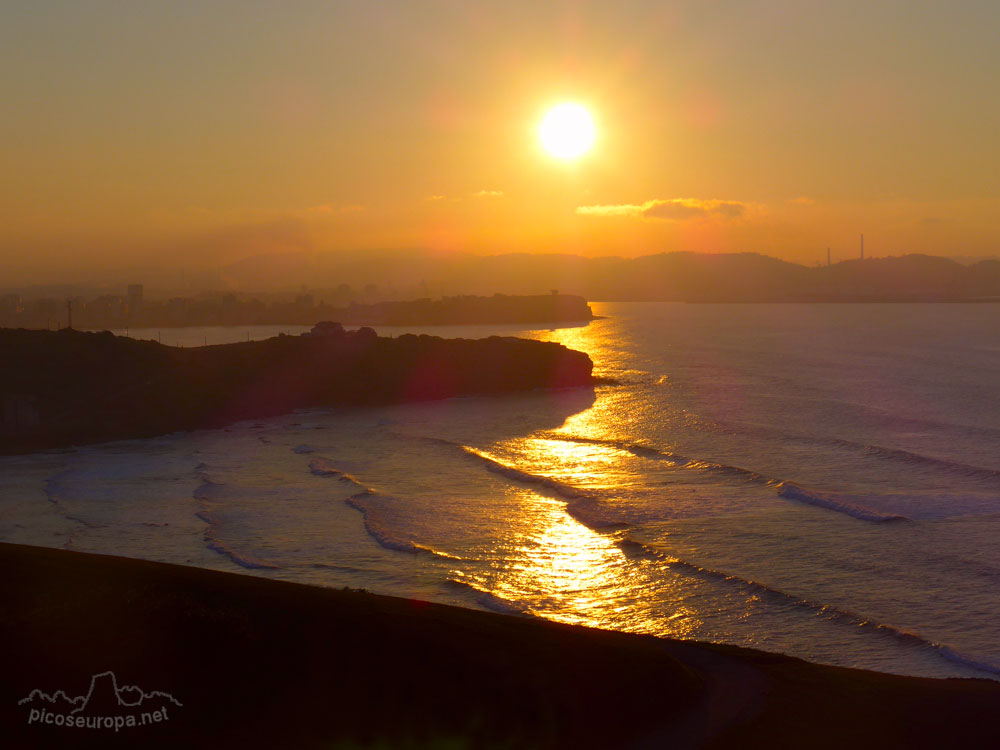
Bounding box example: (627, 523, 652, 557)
(2, 302, 999, 681)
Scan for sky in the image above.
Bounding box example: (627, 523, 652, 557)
(2, 0, 999, 282)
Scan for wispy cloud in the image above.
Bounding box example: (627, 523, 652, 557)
(575, 203, 645, 217)
(472, 189, 504, 198)
(576, 198, 749, 220)
(425, 195, 446, 201)
(789, 196, 816, 206)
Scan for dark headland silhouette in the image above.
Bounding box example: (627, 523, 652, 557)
(0, 326, 593, 454)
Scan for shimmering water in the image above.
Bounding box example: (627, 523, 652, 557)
(4, 302, 999, 680)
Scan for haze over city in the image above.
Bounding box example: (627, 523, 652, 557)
(3, 1, 1000, 284)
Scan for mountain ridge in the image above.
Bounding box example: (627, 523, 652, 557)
(214, 250, 1000, 302)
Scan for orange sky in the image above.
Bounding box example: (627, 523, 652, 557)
(2, 1, 999, 281)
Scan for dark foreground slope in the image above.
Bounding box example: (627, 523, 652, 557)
(1, 544, 998, 749)
(0, 327, 593, 453)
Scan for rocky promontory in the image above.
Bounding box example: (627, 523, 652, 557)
(0, 326, 594, 453)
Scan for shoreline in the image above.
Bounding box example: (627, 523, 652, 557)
(2, 543, 998, 748)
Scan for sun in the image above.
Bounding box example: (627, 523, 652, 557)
(539, 103, 596, 160)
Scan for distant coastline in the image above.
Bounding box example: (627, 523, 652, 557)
(0, 326, 594, 454)
(325, 293, 595, 326)
(0, 293, 595, 331)
(7, 253, 1000, 333)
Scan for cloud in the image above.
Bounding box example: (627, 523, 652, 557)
(576, 198, 749, 221)
(575, 203, 646, 217)
(472, 189, 504, 198)
(790, 196, 816, 206)
(425, 195, 445, 201)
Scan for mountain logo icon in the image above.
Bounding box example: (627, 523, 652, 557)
(19, 671, 181, 732)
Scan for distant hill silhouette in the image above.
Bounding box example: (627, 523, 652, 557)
(216, 250, 1000, 302)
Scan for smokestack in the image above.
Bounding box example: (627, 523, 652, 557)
(827, 247, 831, 266)
(861, 234, 865, 260)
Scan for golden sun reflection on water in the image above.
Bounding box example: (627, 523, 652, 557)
(515, 437, 622, 489)
(450, 314, 704, 638)
(453, 487, 702, 639)
(527, 316, 653, 444)
(528, 317, 616, 377)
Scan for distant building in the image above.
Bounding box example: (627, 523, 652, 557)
(34, 298, 60, 328)
(88, 295, 126, 319)
(295, 294, 315, 308)
(127, 284, 144, 314)
(0, 293, 23, 319)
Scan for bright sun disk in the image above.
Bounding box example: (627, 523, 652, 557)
(540, 103, 596, 160)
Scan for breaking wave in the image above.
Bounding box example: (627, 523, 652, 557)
(192, 469, 279, 570)
(775, 482, 909, 523)
(193, 510, 279, 570)
(446, 578, 532, 616)
(539, 433, 688, 463)
(540, 434, 905, 524)
(306, 457, 363, 486)
(460, 446, 590, 500)
(455, 447, 630, 529)
(682, 416, 1000, 483)
(862, 445, 1000, 482)
(345, 490, 460, 559)
(308, 457, 342, 477)
(619, 539, 1000, 680)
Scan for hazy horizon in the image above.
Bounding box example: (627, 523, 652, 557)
(3, 1, 1000, 284)
(5, 247, 1000, 301)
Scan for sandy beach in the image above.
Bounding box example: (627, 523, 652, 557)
(2, 542, 998, 748)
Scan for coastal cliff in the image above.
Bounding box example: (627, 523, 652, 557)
(0, 327, 593, 453)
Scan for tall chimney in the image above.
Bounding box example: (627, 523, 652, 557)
(861, 234, 865, 260)
(827, 247, 831, 266)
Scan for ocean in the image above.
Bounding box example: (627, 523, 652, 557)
(3, 302, 998, 680)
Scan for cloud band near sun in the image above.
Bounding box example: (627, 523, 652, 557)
(576, 198, 750, 220)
